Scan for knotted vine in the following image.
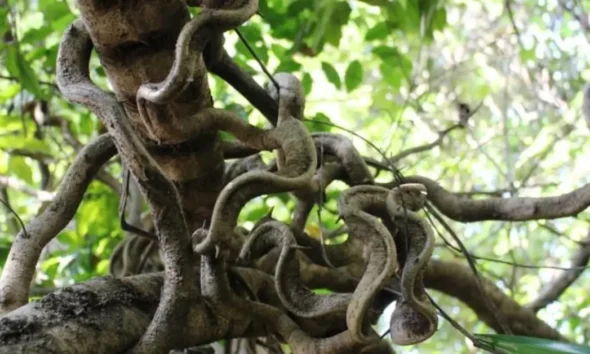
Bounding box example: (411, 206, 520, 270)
(9, 0, 439, 352)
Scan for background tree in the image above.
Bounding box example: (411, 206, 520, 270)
(0, 0, 589, 353)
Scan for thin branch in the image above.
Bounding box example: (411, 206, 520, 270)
(425, 260, 567, 341)
(527, 226, 590, 312)
(0, 175, 55, 202)
(0, 134, 116, 313)
(5, 149, 55, 163)
(388, 124, 463, 163)
(538, 221, 590, 246)
(0, 74, 60, 90)
(388, 101, 483, 164)
(0, 196, 28, 238)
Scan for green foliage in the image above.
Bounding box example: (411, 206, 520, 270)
(321, 62, 341, 89)
(345, 60, 363, 92)
(8, 156, 33, 184)
(5, 45, 43, 98)
(305, 112, 333, 133)
(474, 334, 590, 354)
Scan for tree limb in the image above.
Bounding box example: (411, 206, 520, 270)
(527, 227, 590, 312)
(388, 124, 463, 164)
(0, 254, 568, 353)
(0, 134, 116, 313)
(57, 19, 200, 353)
(383, 176, 590, 222)
(0, 175, 55, 202)
(294, 234, 567, 341)
(425, 260, 567, 341)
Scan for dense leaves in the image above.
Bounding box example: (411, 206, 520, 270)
(474, 334, 590, 354)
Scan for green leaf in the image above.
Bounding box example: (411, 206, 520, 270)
(474, 334, 590, 354)
(75, 184, 119, 239)
(344, 60, 363, 92)
(312, 288, 333, 294)
(520, 47, 536, 63)
(373, 46, 412, 88)
(0, 7, 8, 36)
(384, 1, 420, 33)
(39, 0, 71, 22)
(236, 39, 269, 66)
(275, 59, 302, 73)
(94, 66, 106, 78)
(302, 73, 313, 95)
(431, 8, 447, 32)
(40, 256, 61, 278)
(270, 43, 288, 58)
(357, 0, 390, 6)
(372, 46, 412, 72)
(239, 23, 264, 43)
(0, 137, 52, 153)
(379, 63, 403, 89)
(8, 157, 33, 185)
(287, 0, 314, 13)
(5, 46, 43, 98)
(20, 27, 53, 44)
(365, 22, 389, 41)
(0, 84, 21, 100)
(270, 18, 299, 40)
(309, 1, 338, 51)
(324, 1, 351, 47)
(321, 62, 341, 89)
(50, 13, 76, 33)
(96, 259, 110, 275)
(4, 47, 20, 85)
(305, 112, 332, 132)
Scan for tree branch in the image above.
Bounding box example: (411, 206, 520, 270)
(425, 260, 567, 341)
(0, 175, 55, 202)
(0, 254, 568, 352)
(0, 268, 362, 353)
(294, 234, 567, 341)
(388, 124, 463, 164)
(57, 19, 199, 353)
(527, 227, 590, 312)
(208, 50, 279, 126)
(383, 176, 590, 222)
(0, 134, 116, 313)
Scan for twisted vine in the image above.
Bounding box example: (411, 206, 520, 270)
(201, 240, 391, 354)
(136, 0, 258, 141)
(191, 74, 317, 255)
(239, 218, 352, 319)
(57, 19, 199, 352)
(386, 184, 438, 345)
(337, 185, 398, 343)
(53, 1, 440, 351)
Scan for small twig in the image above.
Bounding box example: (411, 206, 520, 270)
(119, 170, 158, 241)
(0, 175, 55, 202)
(387, 101, 483, 164)
(0, 197, 28, 238)
(425, 206, 513, 335)
(388, 123, 462, 164)
(234, 28, 280, 93)
(0, 74, 59, 90)
(527, 227, 590, 311)
(427, 292, 477, 343)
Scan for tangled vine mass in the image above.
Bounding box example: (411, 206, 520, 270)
(0, 0, 584, 353)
